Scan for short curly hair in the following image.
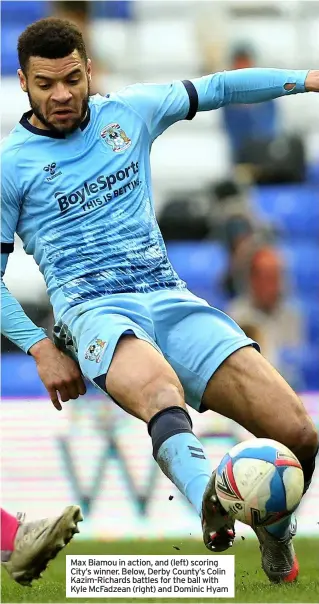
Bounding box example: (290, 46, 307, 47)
(17, 17, 88, 73)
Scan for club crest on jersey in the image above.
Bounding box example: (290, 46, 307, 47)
(85, 338, 107, 363)
(100, 123, 131, 153)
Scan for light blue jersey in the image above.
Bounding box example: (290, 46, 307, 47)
(1, 68, 308, 353)
(2, 83, 193, 317)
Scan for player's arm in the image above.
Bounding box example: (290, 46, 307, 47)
(1, 258, 86, 409)
(1, 160, 86, 408)
(1, 251, 48, 351)
(191, 68, 316, 110)
(119, 68, 317, 139)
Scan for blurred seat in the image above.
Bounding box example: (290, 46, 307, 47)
(1, 1, 48, 75)
(90, 1, 132, 19)
(298, 346, 319, 391)
(238, 135, 306, 184)
(166, 241, 228, 306)
(279, 345, 319, 391)
(1, 0, 47, 19)
(278, 243, 319, 294)
(307, 160, 319, 184)
(151, 126, 231, 189)
(1, 353, 47, 397)
(250, 185, 319, 238)
(91, 19, 130, 72)
(299, 297, 319, 345)
(132, 19, 200, 75)
(159, 197, 210, 241)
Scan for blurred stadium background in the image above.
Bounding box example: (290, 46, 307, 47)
(1, 0, 318, 544)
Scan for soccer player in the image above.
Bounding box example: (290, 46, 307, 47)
(1, 505, 82, 585)
(1, 18, 318, 583)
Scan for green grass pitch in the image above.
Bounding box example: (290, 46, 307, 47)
(2, 538, 319, 603)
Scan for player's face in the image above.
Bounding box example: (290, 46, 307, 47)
(18, 50, 91, 135)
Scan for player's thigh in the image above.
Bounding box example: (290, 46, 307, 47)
(152, 289, 255, 412)
(202, 346, 318, 458)
(105, 335, 185, 422)
(59, 301, 185, 422)
(78, 322, 184, 422)
(74, 310, 153, 387)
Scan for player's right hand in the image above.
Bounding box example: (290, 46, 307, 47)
(29, 338, 87, 410)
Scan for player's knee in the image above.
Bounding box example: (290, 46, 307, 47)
(296, 420, 319, 459)
(283, 409, 318, 461)
(141, 376, 185, 421)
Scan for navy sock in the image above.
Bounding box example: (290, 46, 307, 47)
(148, 407, 211, 516)
(301, 447, 318, 494)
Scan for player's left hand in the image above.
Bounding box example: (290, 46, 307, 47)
(305, 70, 319, 92)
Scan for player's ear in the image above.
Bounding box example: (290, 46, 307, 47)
(18, 69, 27, 93)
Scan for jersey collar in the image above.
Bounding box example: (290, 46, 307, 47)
(19, 107, 91, 139)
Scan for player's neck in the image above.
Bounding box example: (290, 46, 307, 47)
(29, 114, 51, 131)
(28, 111, 88, 132)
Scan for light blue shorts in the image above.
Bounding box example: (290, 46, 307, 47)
(54, 288, 258, 412)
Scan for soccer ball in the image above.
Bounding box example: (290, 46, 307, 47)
(215, 438, 304, 527)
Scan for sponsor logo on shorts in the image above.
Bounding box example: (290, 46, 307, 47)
(100, 123, 131, 153)
(85, 339, 107, 363)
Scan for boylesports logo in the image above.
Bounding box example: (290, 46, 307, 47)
(101, 123, 131, 153)
(43, 162, 62, 182)
(55, 160, 139, 213)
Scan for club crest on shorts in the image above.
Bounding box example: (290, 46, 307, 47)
(85, 338, 107, 363)
(100, 123, 131, 153)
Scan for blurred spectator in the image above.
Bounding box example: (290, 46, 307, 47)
(222, 45, 279, 165)
(159, 194, 210, 241)
(222, 45, 306, 184)
(51, 1, 107, 93)
(221, 215, 254, 298)
(208, 180, 255, 242)
(227, 246, 304, 387)
(208, 179, 274, 299)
